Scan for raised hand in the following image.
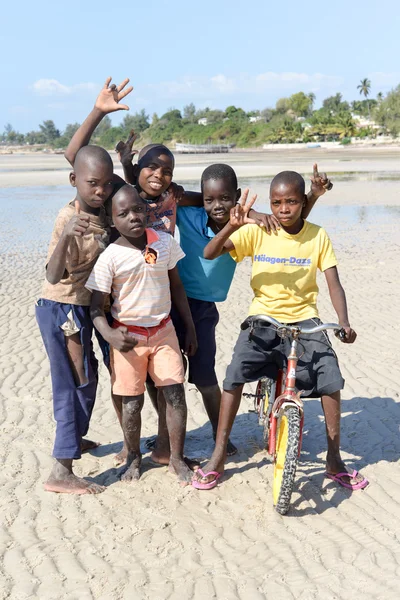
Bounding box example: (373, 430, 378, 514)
(109, 326, 138, 352)
(95, 77, 133, 114)
(230, 189, 258, 227)
(115, 130, 139, 166)
(63, 200, 90, 237)
(310, 163, 333, 197)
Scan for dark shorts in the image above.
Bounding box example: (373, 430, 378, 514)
(223, 317, 344, 398)
(171, 297, 219, 387)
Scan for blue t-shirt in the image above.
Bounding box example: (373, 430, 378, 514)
(176, 206, 236, 302)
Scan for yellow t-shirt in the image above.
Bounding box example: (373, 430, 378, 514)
(229, 221, 338, 323)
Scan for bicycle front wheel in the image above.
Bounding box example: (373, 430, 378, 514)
(273, 406, 301, 515)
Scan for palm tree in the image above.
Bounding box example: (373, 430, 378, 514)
(357, 78, 372, 119)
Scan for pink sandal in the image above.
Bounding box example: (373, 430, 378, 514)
(325, 469, 369, 490)
(192, 468, 222, 490)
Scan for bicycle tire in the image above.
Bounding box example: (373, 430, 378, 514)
(273, 405, 301, 515)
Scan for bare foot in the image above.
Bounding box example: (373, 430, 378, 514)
(44, 475, 105, 494)
(44, 458, 105, 495)
(120, 452, 141, 482)
(81, 438, 100, 453)
(169, 457, 194, 485)
(114, 446, 128, 467)
(150, 451, 200, 471)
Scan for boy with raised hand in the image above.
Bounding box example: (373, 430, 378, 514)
(86, 185, 197, 484)
(193, 173, 368, 491)
(36, 145, 114, 495)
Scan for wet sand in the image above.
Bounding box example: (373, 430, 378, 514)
(1, 153, 400, 599)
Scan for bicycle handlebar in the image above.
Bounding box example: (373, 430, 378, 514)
(242, 314, 344, 336)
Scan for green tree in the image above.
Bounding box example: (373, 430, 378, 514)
(357, 78, 372, 118)
(2, 123, 25, 144)
(260, 107, 274, 122)
(63, 122, 81, 140)
(375, 85, 400, 135)
(39, 120, 60, 143)
(322, 93, 350, 114)
(275, 97, 290, 114)
(288, 91, 314, 117)
(94, 115, 112, 139)
(224, 105, 246, 120)
(98, 126, 124, 149)
(121, 110, 150, 135)
(161, 109, 182, 122)
(183, 103, 196, 122)
(25, 130, 46, 145)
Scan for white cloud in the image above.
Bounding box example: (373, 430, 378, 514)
(32, 79, 97, 96)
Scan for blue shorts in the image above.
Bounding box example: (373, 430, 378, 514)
(171, 297, 219, 387)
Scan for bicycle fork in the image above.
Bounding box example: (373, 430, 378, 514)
(268, 336, 304, 460)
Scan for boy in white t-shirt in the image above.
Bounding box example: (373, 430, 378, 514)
(86, 184, 197, 484)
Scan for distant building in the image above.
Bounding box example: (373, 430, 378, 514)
(198, 118, 208, 126)
(351, 114, 380, 130)
(249, 115, 262, 123)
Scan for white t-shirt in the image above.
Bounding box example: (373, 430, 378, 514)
(86, 228, 184, 327)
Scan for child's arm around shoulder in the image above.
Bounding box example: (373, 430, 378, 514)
(64, 77, 133, 166)
(46, 201, 90, 284)
(324, 266, 357, 343)
(203, 189, 257, 260)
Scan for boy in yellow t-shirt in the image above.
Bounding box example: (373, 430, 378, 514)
(193, 171, 368, 492)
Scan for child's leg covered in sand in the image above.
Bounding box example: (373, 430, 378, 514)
(162, 384, 193, 484)
(193, 386, 243, 485)
(120, 394, 144, 481)
(36, 301, 104, 494)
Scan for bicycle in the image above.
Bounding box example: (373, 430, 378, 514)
(243, 315, 345, 515)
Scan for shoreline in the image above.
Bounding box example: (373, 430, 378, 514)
(1, 148, 400, 192)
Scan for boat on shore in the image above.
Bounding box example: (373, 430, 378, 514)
(175, 142, 234, 154)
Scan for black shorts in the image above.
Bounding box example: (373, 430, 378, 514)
(223, 317, 344, 398)
(171, 297, 219, 387)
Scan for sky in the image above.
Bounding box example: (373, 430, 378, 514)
(2, 0, 400, 133)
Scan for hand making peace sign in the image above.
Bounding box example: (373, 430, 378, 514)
(230, 189, 258, 227)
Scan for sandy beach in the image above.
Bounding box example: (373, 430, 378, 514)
(1, 151, 400, 599)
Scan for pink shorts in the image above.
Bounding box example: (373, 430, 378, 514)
(110, 320, 185, 396)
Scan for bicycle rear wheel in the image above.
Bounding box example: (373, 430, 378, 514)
(273, 405, 301, 515)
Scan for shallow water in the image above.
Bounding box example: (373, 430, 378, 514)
(0, 185, 399, 255)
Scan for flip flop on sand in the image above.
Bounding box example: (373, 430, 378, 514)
(325, 469, 369, 491)
(192, 468, 222, 490)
